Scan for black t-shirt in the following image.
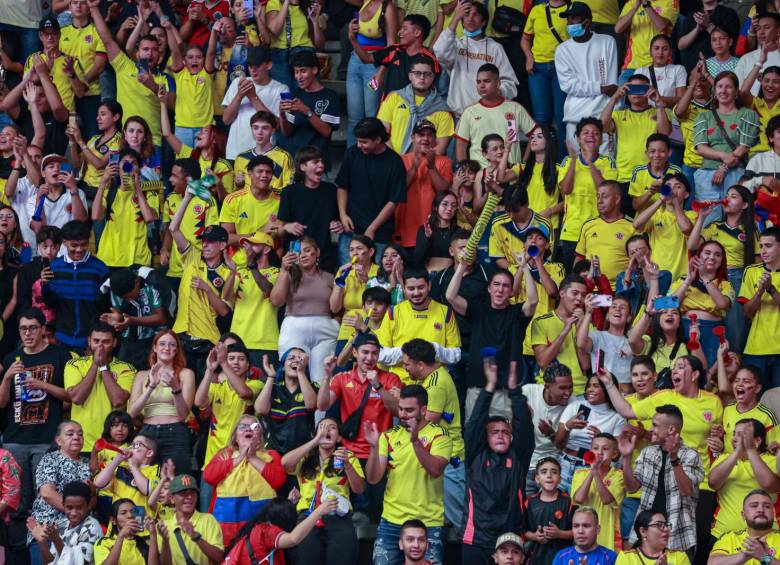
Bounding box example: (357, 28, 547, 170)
(278, 85, 341, 170)
(16, 258, 44, 316)
(16, 107, 68, 156)
(1, 344, 72, 444)
(466, 302, 528, 388)
(277, 181, 340, 272)
(372, 46, 439, 96)
(675, 6, 739, 71)
(0, 154, 14, 181)
(334, 146, 407, 243)
(524, 490, 574, 565)
(429, 265, 489, 346)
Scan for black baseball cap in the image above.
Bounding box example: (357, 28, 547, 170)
(246, 46, 272, 66)
(560, 1, 592, 19)
(201, 225, 229, 243)
(353, 332, 381, 350)
(413, 119, 437, 135)
(39, 17, 61, 32)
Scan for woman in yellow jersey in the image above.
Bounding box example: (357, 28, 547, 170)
(129, 330, 196, 475)
(160, 94, 233, 202)
(629, 306, 706, 386)
(331, 234, 378, 314)
(413, 191, 460, 271)
(741, 61, 780, 155)
(265, 0, 325, 88)
(67, 99, 122, 198)
(281, 417, 365, 564)
(687, 186, 758, 354)
(346, 0, 397, 147)
(616, 510, 691, 565)
(517, 126, 563, 229)
(671, 240, 733, 368)
(93, 498, 159, 565)
(231, 0, 270, 46)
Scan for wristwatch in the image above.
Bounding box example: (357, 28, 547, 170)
(306, 110, 314, 119)
(191, 532, 203, 542)
(371, 380, 383, 391)
(670, 458, 681, 467)
(760, 555, 772, 565)
(98, 365, 109, 372)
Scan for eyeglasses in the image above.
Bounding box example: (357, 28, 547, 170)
(237, 423, 260, 431)
(410, 70, 434, 78)
(648, 522, 670, 530)
(19, 325, 41, 334)
(131, 441, 149, 450)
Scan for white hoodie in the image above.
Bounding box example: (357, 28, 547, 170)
(433, 28, 518, 117)
(555, 32, 618, 125)
(745, 149, 780, 192)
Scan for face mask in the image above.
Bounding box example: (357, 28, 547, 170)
(567, 23, 586, 38)
(463, 27, 482, 38)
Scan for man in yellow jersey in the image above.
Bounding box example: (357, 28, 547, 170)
(64, 322, 135, 452)
(575, 181, 636, 288)
(377, 57, 454, 155)
(170, 195, 235, 377)
(600, 75, 671, 212)
(628, 133, 684, 212)
(23, 18, 74, 113)
(365, 385, 452, 565)
(89, 0, 175, 148)
(402, 339, 465, 529)
(59, 0, 108, 138)
(220, 155, 279, 249)
(530, 274, 587, 392)
(375, 266, 461, 383)
(233, 111, 293, 194)
(740, 227, 780, 389)
(161, 159, 219, 295)
(617, 404, 703, 552)
(710, 490, 780, 565)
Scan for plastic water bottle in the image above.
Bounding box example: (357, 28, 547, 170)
(16, 357, 29, 402)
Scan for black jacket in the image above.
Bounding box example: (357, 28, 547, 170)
(460, 387, 534, 549)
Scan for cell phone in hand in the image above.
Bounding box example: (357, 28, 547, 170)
(596, 348, 605, 373)
(626, 83, 649, 96)
(132, 506, 145, 531)
(591, 294, 613, 308)
(578, 404, 591, 421)
(280, 91, 293, 101)
(653, 296, 680, 311)
(60, 163, 73, 174)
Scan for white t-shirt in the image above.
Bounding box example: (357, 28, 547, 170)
(633, 64, 687, 100)
(589, 331, 633, 384)
(222, 77, 286, 159)
(11, 179, 87, 252)
(522, 383, 573, 467)
(735, 48, 780, 97)
(559, 397, 626, 453)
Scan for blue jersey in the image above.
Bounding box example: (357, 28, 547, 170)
(553, 545, 617, 565)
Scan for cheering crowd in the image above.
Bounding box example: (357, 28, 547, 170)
(2, 0, 780, 564)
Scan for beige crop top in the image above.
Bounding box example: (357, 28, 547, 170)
(142, 382, 179, 419)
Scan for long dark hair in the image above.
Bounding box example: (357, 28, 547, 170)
(518, 125, 558, 196)
(427, 191, 458, 229)
(300, 418, 341, 480)
(647, 308, 686, 357)
(759, 66, 780, 100)
(106, 499, 150, 561)
(224, 497, 298, 556)
(289, 236, 319, 292)
(726, 185, 757, 268)
(101, 410, 135, 443)
(633, 509, 668, 549)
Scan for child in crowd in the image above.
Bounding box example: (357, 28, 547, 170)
(233, 111, 294, 194)
(91, 410, 134, 525)
(571, 433, 625, 551)
(93, 434, 160, 517)
(524, 457, 574, 565)
(336, 286, 392, 368)
(706, 28, 739, 78)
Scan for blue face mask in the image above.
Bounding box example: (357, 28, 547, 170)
(463, 27, 483, 38)
(567, 23, 586, 38)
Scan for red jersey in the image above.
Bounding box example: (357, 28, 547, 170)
(223, 523, 285, 565)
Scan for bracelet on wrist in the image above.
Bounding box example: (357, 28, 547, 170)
(171, 388, 182, 395)
(563, 421, 572, 432)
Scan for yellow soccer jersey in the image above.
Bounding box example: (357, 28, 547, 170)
(266, 0, 313, 49)
(456, 99, 536, 167)
(106, 463, 160, 516)
(162, 192, 220, 278)
(631, 388, 723, 491)
(233, 146, 294, 195)
(670, 276, 734, 318)
(488, 212, 555, 273)
(94, 536, 146, 565)
(621, 0, 679, 69)
(722, 402, 779, 453)
(230, 266, 280, 350)
(575, 216, 635, 288)
(205, 378, 264, 465)
(64, 357, 137, 451)
(712, 530, 780, 565)
(176, 145, 234, 195)
(740, 264, 780, 356)
(173, 69, 214, 129)
(642, 206, 697, 280)
(296, 451, 365, 513)
(523, 3, 570, 63)
(521, 261, 566, 355)
(159, 511, 224, 563)
(379, 422, 453, 527)
(81, 132, 122, 188)
(557, 155, 618, 242)
(422, 367, 464, 459)
(375, 299, 461, 384)
(377, 92, 455, 153)
(616, 549, 691, 565)
(219, 188, 280, 237)
(97, 188, 159, 267)
(524, 163, 562, 228)
(612, 108, 663, 182)
(530, 311, 586, 393)
(59, 23, 106, 97)
(677, 101, 707, 169)
(571, 467, 625, 551)
(701, 222, 760, 270)
(752, 97, 780, 154)
(627, 163, 683, 209)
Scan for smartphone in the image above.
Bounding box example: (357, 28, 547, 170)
(353, 10, 360, 20)
(626, 83, 649, 96)
(591, 294, 613, 308)
(235, 24, 245, 36)
(108, 152, 120, 168)
(596, 348, 605, 372)
(68, 112, 77, 128)
(289, 239, 301, 254)
(280, 91, 294, 101)
(506, 117, 518, 144)
(242, 0, 254, 12)
(132, 506, 145, 531)
(137, 58, 150, 73)
(60, 162, 73, 174)
(367, 78, 380, 91)
(40, 257, 50, 268)
(653, 295, 680, 311)
(578, 404, 591, 421)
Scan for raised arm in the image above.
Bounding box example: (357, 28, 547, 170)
(88, 0, 122, 60)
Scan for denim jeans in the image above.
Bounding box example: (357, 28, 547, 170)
(620, 496, 641, 539)
(726, 267, 746, 354)
(693, 167, 745, 226)
(199, 475, 214, 512)
(682, 317, 725, 370)
(444, 460, 465, 528)
(346, 53, 381, 148)
(175, 126, 202, 148)
(373, 519, 443, 565)
(528, 62, 567, 158)
(270, 47, 315, 89)
(0, 24, 40, 60)
(742, 354, 780, 389)
(337, 232, 388, 266)
(139, 422, 193, 475)
(681, 164, 698, 209)
(560, 452, 585, 494)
